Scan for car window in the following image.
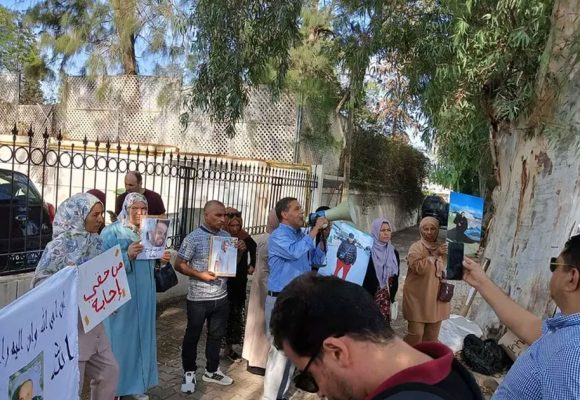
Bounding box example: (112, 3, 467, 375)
(0, 172, 41, 203)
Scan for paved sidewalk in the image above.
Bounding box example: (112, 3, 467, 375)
(87, 226, 483, 399)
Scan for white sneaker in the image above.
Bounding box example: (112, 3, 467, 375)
(131, 395, 149, 400)
(202, 367, 233, 386)
(181, 371, 196, 393)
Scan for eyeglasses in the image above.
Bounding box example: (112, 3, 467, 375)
(293, 352, 319, 393)
(226, 212, 242, 218)
(549, 257, 578, 272)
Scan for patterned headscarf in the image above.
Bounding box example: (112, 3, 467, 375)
(118, 192, 148, 233)
(371, 218, 399, 288)
(32, 193, 103, 286)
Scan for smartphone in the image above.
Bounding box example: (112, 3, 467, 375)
(446, 241, 464, 280)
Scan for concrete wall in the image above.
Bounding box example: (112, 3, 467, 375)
(319, 188, 418, 234)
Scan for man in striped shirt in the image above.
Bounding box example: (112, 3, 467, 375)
(462, 234, 580, 399)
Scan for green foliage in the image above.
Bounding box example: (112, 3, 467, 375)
(182, 0, 302, 137)
(26, 0, 190, 76)
(351, 121, 430, 213)
(0, 6, 48, 103)
(378, 0, 553, 194)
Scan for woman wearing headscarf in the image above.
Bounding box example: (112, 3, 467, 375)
(32, 193, 119, 400)
(223, 207, 258, 361)
(403, 216, 449, 345)
(363, 217, 400, 323)
(101, 193, 170, 400)
(242, 208, 279, 375)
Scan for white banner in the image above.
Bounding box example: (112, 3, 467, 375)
(77, 245, 131, 333)
(0, 267, 79, 400)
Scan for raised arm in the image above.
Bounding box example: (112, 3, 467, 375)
(463, 257, 542, 345)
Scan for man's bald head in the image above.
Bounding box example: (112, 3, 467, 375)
(204, 200, 226, 231)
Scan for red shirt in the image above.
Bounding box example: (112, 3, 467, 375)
(365, 342, 454, 400)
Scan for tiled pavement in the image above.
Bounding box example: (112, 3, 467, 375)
(88, 226, 491, 399)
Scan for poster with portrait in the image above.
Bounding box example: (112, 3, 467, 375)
(137, 217, 171, 260)
(317, 221, 372, 286)
(77, 245, 131, 333)
(0, 267, 79, 400)
(446, 192, 484, 279)
(208, 236, 238, 277)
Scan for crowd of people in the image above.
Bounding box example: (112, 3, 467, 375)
(28, 173, 580, 400)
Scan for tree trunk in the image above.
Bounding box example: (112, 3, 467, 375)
(469, 0, 580, 334)
(111, 0, 138, 75)
(342, 103, 353, 197)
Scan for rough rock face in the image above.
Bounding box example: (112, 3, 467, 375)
(469, 0, 580, 334)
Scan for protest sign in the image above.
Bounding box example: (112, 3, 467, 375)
(137, 217, 171, 260)
(208, 236, 238, 277)
(77, 245, 131, 333)
(317, 221, 372, 286)
(0, 267, 79, 400)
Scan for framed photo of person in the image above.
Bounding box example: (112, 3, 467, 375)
(137, 217, 171, 260)
(208, 236, 238, 277)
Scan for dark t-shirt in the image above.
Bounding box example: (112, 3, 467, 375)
(115, 189, 166, 215)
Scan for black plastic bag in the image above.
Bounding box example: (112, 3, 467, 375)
(462, 334, 512, 375)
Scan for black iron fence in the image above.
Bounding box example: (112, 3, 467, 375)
(0, 126, 319, 275)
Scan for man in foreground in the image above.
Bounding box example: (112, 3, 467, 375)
(270, 274, 482, 400)
(462, 234, 580, 399)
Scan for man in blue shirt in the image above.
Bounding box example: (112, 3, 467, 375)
(263, 197, 327, 400)
(462, 234, 580, 399)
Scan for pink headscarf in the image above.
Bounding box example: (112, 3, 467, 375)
(371, 218, 398, 288)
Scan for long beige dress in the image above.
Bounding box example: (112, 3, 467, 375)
(402, 241, 450, 323)
(242, 234, 270, 368)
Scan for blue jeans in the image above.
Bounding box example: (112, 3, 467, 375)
(262, 295, 295, 400)
(182, 297, 229, 373)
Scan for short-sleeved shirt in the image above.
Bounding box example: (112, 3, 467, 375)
(493, 313, 580, 399)
(115, 189, 166, 216)
(268, 223, 315, 292)
(178, 224, 231, 302)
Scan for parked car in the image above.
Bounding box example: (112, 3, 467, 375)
(0, 169, 54, 275)
(420, 195, 449, 227)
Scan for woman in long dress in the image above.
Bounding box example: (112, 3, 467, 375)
(241, 208, 278, 375)
(362, 217, 400, 324)
(32, 193, 119, 400)
(403, 216, 449, 345)
(101, 193, 170, 399)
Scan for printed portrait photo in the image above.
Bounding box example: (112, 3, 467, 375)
(138, 217, 171, 260)
(208, 236, 238, 277)
(8, 353, 44, 400)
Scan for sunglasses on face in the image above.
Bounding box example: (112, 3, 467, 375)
(226, 212, 242, 218)
(294, 352, 319, 393)
(549, 257, 578, 272)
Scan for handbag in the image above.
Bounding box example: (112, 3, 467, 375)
(437, 279, 454, 302)
(154, 261, 178, 293)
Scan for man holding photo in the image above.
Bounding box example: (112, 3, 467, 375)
(174, 200, 243, 393)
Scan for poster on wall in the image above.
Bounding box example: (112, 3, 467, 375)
(208, 236, 238, 277)
(138, 217, 171, 260)
(77, 245, 131, 333)
(317, 221, 373, 286)
(446, 192, 485, 279)
(0, 267, 79, 400)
